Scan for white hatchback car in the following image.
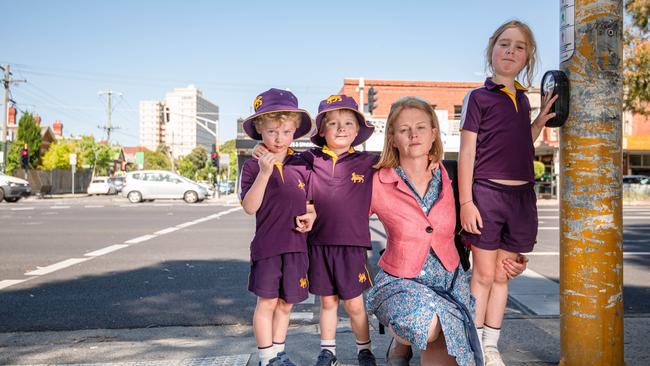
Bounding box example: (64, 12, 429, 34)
(87, 177, 117, 195)
(122, 170, 207, 203)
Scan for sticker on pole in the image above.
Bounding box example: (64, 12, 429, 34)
(560, 0, 575, 63)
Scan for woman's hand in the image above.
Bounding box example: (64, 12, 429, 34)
(460, 202, 482, 234)
(503, 254, 529, 279)
(258, 152, 276, 177)
(252, 143, 270, 159)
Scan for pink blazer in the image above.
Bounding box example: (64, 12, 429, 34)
(370, 164, 459, 278)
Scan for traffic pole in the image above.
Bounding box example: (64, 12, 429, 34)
(559, 1, 624, 365)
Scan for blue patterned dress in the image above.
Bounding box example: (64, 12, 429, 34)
(366, 167, 479, 366)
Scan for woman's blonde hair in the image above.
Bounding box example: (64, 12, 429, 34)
(485, 20, 538, 87)
(254, 112, 301, 132)
(374, 97, 443, 169)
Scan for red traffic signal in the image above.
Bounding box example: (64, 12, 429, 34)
(20, 147, 29, 169)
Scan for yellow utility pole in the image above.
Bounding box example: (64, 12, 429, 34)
(559, 1, 624, 365)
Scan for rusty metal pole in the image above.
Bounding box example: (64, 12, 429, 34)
(559, 0, 624, 365)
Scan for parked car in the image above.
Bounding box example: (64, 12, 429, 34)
(112, 176, 126, 192)
(217, 181, 236, 195)
(0, 172, 31, 202)
(87, 176, 117, 195)
(122, 170, 208, 203)
(623, 175, 650, 184)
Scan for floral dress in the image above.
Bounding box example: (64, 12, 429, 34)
(366, 166, 482, 366)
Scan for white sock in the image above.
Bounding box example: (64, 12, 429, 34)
(273, 341, 285, 354)
(356, 339, 372, 353)
(259, 345, 275, 365)
(483, 325, 501, 350)
(321, 339, 336, 356)
(476, 327, 484, 350)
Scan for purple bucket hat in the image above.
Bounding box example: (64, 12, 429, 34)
(242, 88, 313, 140)
(311, 94, 375, 147)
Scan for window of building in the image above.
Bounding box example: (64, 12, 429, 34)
(453, 105, 462, 120)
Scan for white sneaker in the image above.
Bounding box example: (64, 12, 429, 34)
(483, 346, 505, 366)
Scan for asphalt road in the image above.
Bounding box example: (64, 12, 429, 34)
(0, 196, 648, 333)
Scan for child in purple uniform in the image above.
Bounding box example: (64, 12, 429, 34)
(458, 20, 557, 366)
(254, 94, 378, 366)
(240, 88, 316, 366)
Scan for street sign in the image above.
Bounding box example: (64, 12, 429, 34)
(560, 0, 575, 63)
(135, 151, 145, 167)
(69, 153, 77, 165)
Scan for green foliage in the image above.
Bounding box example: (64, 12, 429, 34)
(177, 146, 210, 180)
(533, 161, 546, 180)
(144, 150, 171, 170)
(219, 139, 238, 181)
(624, 0, 650, 114)
(6, 112, 43, 173)
(41, 140, 75, 170)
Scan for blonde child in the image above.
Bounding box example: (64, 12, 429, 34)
(240, 88, 316, 366)
(458, 20, 557, 366)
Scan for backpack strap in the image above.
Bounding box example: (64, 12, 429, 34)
(442, 160, 471, 271)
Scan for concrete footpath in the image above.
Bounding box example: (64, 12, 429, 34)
(0, 316, 648, 366)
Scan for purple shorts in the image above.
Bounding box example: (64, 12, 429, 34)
(461, 180, 537, 253)
(248, 252, 309, 304)
(308, 245, 372, 300)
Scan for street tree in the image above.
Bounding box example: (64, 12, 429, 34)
(6, 112, 43, 173)
(177, 146, 210, 180)
(144, 146, 171, 170)
(41, 139, 76, 170)
(624, 0, 650, 114)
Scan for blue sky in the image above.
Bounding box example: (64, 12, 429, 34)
(2, 0, 560, 146)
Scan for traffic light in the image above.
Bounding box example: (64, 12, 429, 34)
(210, 144, 219, 169)
(367, 87, 378, 115)
(20, 145, 29, 169)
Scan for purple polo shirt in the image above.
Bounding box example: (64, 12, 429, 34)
(460, 78, 535, 182)
(303, 146, 378, 248)
(239, 152, 312, 261)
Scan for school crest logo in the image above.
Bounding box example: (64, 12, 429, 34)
(299, 277, 308, 289)
(326, 95, 343, 104)
(351, 172, 364, 183)
(253, 96, 263, 111)
(297, 179, 305, 190)
(358, 273, 367, 283)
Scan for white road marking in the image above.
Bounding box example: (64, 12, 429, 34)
(11, 207, 34, 211)
(124, 234, 157, 244)
(301, 294, 315, 305)
(527, 251, 650, 256)
(25, 258, 91, 276)
(1, 206, 244, 291)
(290, 312, 313, 320)
(50, 206, 70, 209)
(176, 221, 197, 228)
(0, 279, 31, 290)
(84, 244, 130, 257)
(155, 227, 180, 235)
(539, 215, 650, 219)
(84, 205, 105, 208)
(509, 268, 559, 315)
(538, 227, 559, 230)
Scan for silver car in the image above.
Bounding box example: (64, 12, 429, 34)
(122, 170, 207, 203)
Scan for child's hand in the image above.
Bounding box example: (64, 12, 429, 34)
(258, 152, 277, 177)
(503, 254, 529, 279)
(533, 93, 558, 128)
(252, 143, 270, 159)
(295, 211, 316, 233)
(460, 202, 483, 234)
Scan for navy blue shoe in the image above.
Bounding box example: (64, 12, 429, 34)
(276, 351, 297, 366)
(313, 349, 338, 366)
(358, 349, 377, 366)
